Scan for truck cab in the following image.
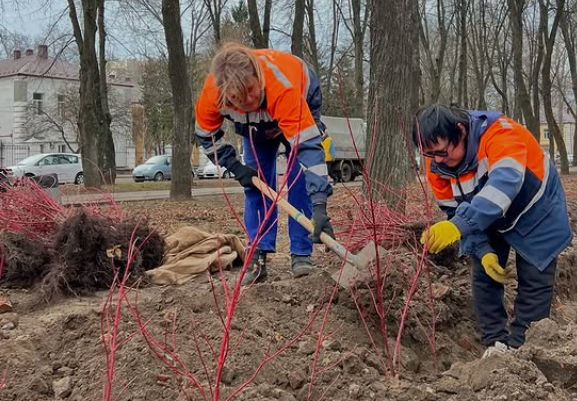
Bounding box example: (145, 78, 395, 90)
(322, 116, 366, 182)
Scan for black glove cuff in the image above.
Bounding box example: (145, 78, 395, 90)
(225, 158, 242, 172)
(313, 203, 327, 213)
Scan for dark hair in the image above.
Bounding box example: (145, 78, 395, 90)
(412, 104, 470, 148)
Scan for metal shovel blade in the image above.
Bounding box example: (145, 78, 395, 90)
(330, 241, 387, 289)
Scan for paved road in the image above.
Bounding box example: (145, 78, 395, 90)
(63, 180, 362, 205)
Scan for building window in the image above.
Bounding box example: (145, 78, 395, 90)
(58, 144, 67, 153)
(57, 94, 65, 118)
(32, 92, 43, 114)
(543, 128, 549, 140)
(40, 144, 45, 153)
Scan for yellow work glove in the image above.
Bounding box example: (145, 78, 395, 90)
(420, 221, 461, 254)
(481, 253, 509, 284)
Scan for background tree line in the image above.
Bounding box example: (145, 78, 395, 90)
(2, 0, 575, 201)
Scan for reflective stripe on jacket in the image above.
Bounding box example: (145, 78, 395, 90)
(194, 49, 330, 203)
(426, 110, 572, 270)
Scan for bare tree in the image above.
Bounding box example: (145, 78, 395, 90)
(305, 0, 320, 74)
(97, 0, 116, 183)
(419, 0, 456, 103)
(456, 0, 469, 106)
(507, 0, 541, 138)
(162, 0, 192, 200)
(67, 0, 116, 186)
(560, 0, 577, 161)
(367, 0, 419, 207)
(247, 0, 271, 48)
(204, 0, 230, 45)
(539, 0, 569, 173)
(263, 0, 272, 46)
(334, 0, 369, 117)
(480, 2, 513, 114)
(292, 0, 305, 57)
(326, 0, 341, 97)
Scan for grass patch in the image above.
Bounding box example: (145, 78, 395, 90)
(61, 178, 238, 195)
(62, 181, 172, 195)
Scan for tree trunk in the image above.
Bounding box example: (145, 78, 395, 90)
(247, 0, 266, 48)
(457, 0, 468, 107)
(539, 0, 568, 173)
(560, 0, 577, 166)
(162, 0, 193, 199)
(291, 0, 305, 57)
(306, 0, 321, 74)
(97, 0, 116, 184)
(507, 0, 541, 138)
(68, 0, 114, 188)
(326, 0, 340, 96)
(367, 0, 419, 209)
(203, 0, 223, 45)
(351, 0, 366, 116)
(263, 0, 272, 46)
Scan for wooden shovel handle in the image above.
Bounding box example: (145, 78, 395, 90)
(251, 176, 358, 265)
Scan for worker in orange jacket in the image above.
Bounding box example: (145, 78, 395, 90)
(414, 104, 572, 350)
(195, 43, 334, 285)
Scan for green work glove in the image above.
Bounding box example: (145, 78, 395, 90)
(481, 253, 509, 284)
(420, 221, 461, 254)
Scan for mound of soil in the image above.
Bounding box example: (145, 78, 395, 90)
(0, 191, 576, 401)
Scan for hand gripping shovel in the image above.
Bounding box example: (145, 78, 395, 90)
(251, 176, 378, 288)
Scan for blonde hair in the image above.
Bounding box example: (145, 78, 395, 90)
(210, 42, 265, 108)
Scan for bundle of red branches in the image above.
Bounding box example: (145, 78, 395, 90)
(0, 176, 119, 244)
(330, 185, 433, 252)
(0, 177, 164, 298)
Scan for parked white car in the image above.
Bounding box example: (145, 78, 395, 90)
(5, 153, 84, 185)
(196, 160, 232, 179)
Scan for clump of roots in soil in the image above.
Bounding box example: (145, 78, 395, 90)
(0, 232, 51, 288)
(1, 209, 165, 301)
(40, 210, 165, 299)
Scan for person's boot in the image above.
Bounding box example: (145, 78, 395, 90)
(291, 254, 314, 278)
(241, 249, 268, 286)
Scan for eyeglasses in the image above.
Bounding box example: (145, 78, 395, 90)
(421, 143, 451, 158)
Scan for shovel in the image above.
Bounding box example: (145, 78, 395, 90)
(251, 176, 379, 288)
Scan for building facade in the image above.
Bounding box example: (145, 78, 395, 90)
(0, 45, 136, 168)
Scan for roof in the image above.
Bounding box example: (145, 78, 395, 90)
(0, 52, 79, 80)
(0, 47, 133, 88)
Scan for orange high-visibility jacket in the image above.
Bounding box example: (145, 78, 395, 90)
(194, 49, 330, 203)
(426, 110, 572, 270)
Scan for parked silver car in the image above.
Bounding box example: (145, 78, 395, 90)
(132, 155, 173, 182)
(5, 153, 84, 185)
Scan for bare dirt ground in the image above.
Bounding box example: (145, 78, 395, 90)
(1, 179, 577, 401)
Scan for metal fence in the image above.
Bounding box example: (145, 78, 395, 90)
(0, 143, 30, 167)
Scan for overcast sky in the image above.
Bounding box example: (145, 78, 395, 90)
(0, 0, 337, 61)
(2, 1, 57, 37)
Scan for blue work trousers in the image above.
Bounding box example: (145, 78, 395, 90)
(242, 136, 313, 256)
(471, 238, 556, 348)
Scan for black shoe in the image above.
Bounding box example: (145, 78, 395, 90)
(241, 250, 268, 286)
(291, 254, 314, 278)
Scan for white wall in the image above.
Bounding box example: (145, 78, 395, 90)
(0, 79, 14, 141)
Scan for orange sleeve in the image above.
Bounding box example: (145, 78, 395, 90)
(195, 74, 224, 133)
